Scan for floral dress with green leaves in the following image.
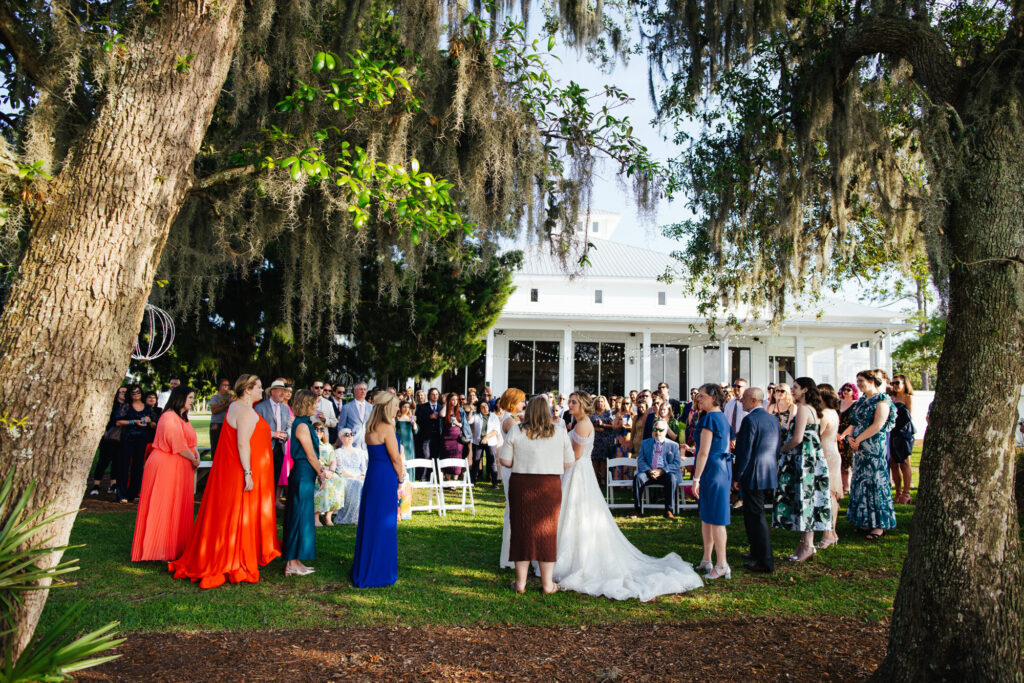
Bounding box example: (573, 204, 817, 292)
(846, 393, 898, 529)
(772, 421, 833, 532)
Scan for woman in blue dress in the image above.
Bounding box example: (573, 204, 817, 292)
(351, 390, 406, 588)
(843, 369, 897, 540)
(691, 383, 733, 580)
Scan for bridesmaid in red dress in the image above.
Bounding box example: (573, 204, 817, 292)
(131, 386, 200, 561)
(169, 374, 281, 588)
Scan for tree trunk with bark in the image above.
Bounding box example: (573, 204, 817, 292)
(0, 0, 243, 657)
(875, 73, 1024, 682)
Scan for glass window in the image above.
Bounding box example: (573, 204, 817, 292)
(574, 342, 624, 397)
(574, 342, 600, 395)
(595, 290, 603, 303)
(530, 288, 538, 302)
(592, 221, 600, 233)
(507, 340, 534, 392)
(651, 343, 686, 397)
(658, 291, 666, 305)
(770, 355, 796, 385)
(730, 348, 751, 382)
(534, 341, 560, 394)
(600, 343, 625, 397)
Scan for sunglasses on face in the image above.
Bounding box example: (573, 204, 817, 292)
(774, 389, 785, 394)
(652, 428, 666, 432)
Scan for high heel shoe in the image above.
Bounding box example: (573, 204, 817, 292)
(815, 537, 838, 550)
(705, 565, 731, 580)
(696, 560, 713, 574)
(285, 566, 315, 576)
(787, 546, 816, 562)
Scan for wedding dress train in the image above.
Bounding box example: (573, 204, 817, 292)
(554, 429, 703, 601)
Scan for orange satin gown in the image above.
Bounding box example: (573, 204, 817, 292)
(169, 415, 281, 588)
(131, 412, 197, 561)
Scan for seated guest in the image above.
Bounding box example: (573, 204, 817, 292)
(132, 386, 200, 561)
(631, 420, 682, 519)
(731, 387, 780, 573)
(313, 422, 345, 527)
(333, 428, 368, 524)
(282, 390, 334, 576)
(499, 396, 574, 594)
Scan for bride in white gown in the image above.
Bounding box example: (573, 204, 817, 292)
(554, 392, 703, 601)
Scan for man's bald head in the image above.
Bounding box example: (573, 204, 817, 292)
(742, 387, 764, 412)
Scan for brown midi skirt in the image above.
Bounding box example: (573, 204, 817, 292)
(508, 473, 562, 562)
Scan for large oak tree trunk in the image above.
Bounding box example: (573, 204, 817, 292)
(0, 0, 242, 657)
(876, 77, 1024, 681)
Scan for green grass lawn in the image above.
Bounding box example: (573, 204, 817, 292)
(41, 477, 916, 636)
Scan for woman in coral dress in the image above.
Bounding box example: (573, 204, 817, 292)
(169, 374, 281, 588)
(131, 386, 200, 561)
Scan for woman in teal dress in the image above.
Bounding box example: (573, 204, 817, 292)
(396, 400, 416, 461)
(773, 378, 833, 562)
(283, 390, 335, 576)
(844, 369, 897, 539)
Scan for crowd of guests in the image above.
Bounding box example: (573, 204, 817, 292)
(103, 365, 917, 593)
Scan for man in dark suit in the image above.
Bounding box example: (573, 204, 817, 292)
(732, 387, 780, 573)
(414, 387, 443, 480)
(327, 384, 345, 445)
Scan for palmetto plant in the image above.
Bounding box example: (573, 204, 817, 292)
(0, 472, 122, 681)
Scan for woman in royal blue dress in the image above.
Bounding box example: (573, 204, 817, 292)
(691, 383, 733, 580)
(351, 390, 406, 588)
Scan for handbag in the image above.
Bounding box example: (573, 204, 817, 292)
(103, 425, 123, 442)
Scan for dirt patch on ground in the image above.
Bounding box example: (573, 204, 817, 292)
(78, 617, 886, 681)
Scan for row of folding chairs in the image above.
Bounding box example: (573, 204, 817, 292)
(404, 458, 475, 516)
(605, 456, 699, 515)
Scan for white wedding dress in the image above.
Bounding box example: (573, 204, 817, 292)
(553, 429, 704, 601)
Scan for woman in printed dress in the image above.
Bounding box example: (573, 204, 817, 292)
(843, 369, 897, 540)
(772, 377, 833, 562)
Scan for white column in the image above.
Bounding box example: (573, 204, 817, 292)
(641, 330, 652, 390)
(883, 327, 893, 376)
(833, 346, 840, 385)
(560, 328, 574, 396)
(870, 336, 880, 369)
(687, 343, 703, 392)
(751, 340, 769, 389)
(794, 334, 806, 377)
(719, 336, 731, 383)
(484, 328, 495, 390)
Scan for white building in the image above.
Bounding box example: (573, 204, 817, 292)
(437, 211, 911, 398)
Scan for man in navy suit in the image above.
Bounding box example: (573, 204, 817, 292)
(732, 387, 780, 573)
(414, 388, 444, 481)
(631, 420, 682, 519)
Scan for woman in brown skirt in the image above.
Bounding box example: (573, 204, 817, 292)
(500, 395, 574, 594)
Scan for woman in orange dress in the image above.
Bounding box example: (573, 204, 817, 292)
(131, 386, 200, 561)
(169, 374, 281, 588)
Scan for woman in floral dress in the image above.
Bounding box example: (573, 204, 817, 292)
(313, 422, 345, 526)
(843, 369, 897, 540)
(773, 377, 833, 562)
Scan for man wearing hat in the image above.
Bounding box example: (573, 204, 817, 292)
(255, 377, 293, 485)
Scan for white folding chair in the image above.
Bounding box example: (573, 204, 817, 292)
(642, 479, 679, 515)
(605, 457, 637, 509)
(435, 457, 475, 515)
(677, 456, 699, 511)
(404, 458, 444, 515)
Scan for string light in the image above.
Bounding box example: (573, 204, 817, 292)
(132, 304, 175, 361)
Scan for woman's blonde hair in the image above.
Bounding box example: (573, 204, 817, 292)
(497, 387, 526, 413)
(232, 374, 260, 401)
(521, 395, 556, 439)
(291, 389, 318, 417)
(571, 390, 595, 416)
(366, 390, 399, 435)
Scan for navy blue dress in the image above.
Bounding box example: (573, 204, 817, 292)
(351, 442, 399, 588)
(696, 411, 732, 526)
(283, 416, 317, 562)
